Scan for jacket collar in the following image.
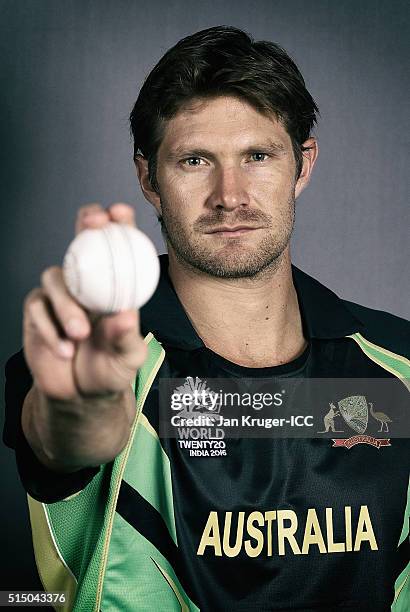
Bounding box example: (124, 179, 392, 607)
(291, 265, 363, 339)
(140, 254, 363, 350)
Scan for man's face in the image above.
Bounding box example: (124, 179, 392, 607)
(144, 96, 310, 278)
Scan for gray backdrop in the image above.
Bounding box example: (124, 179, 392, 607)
(1, 0, 409, 590)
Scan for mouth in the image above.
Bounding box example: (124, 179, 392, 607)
(205, 225, 263, 237)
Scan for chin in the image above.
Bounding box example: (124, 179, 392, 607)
(181, 249, 284, 279)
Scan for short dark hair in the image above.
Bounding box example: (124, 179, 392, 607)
(130, 25, 319, 191)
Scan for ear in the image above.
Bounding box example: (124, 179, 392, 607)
(134, 154, 162, 214)
(294, 137, 319, 198)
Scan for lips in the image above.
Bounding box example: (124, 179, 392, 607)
(206, 225, 261, 234)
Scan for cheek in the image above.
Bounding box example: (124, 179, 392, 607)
(159, 181, 198, 228)
(249, 169, 295, 203)
(176, 175, 211, 202)
(160, 171, 208, 221)
(161, 167, 205, 200)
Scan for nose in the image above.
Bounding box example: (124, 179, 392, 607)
(206, 165, 250, 211)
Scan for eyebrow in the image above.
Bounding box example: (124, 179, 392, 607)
(165, 140, 286, 161)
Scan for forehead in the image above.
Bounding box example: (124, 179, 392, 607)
(158, 95, 290, 152)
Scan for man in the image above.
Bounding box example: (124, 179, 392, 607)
(3, 26, 409, 611)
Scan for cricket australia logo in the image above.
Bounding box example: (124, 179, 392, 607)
(339, 395, 368, 433)
(318, 395, 391, 449)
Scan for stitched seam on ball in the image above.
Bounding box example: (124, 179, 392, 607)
(119, 224, 137, 311)
(112, 224, 127, 311)
(65, 250, 81, 299)
(103, 225, 116, 312)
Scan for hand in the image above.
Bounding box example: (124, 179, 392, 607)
(23, 203, 148, 400)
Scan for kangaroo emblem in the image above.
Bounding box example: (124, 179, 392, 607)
(317, 402, 344, 433)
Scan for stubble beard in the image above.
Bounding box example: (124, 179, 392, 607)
(157, 193, 296, 279)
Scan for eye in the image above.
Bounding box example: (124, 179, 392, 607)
(250, 152, 269, 162)
(182, 157, 203, 166)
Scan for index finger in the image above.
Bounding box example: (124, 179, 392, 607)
(41, 266, 91, 340)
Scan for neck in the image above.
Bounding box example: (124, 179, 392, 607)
(167, 247, 307, 368)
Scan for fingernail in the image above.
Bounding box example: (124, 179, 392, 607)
(66, 318, 88, 337)
(58, 340, 74, 359)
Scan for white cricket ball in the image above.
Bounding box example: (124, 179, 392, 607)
(62, 223, 160, 313)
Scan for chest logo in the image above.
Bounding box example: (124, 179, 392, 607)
(317, 395, 391, 449)
(339, 395, 368, 433)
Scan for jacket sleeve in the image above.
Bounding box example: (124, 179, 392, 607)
(3, 349, 99, 503)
